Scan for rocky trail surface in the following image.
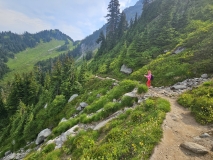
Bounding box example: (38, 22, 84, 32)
(149, 87, 213, 160)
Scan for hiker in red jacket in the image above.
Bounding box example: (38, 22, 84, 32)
(144, 70, 151, 88)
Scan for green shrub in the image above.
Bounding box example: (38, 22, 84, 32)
(84, 97, 108, 114)
(178, 80, 213, 124)
(43, 149, 62, 160)
(104, 102, 120, 114)
(156, 98, 171, 112)
(78, 114, 88, 123)
(202, 81, 213, 87)
(131, 110, 144, 123)
(177, 93, 194, 108)
(42, 143, 55, 154)
(121, 96, 136, 107)
(191, 97, 213, 124)
(52, 119, 78, 136)
(144, 99, 155, 111)
(137, 84, 148, 94)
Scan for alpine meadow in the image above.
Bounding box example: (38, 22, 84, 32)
(0, 0, 213, 160)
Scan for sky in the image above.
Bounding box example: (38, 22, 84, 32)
(0, 0, 139, 41)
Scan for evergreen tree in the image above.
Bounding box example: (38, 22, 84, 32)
(117, 11, 128, 39)
(105, 0, 121, 49)
(96, 31, 106, 55)
(106, 0, 121, 35)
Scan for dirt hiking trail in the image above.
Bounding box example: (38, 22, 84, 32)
(149, 88, 213, 160)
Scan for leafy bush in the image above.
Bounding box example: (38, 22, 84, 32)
(156, 98, 171, 112)
(144, 99, 155, 111)
(131, 110, 144, 123)
(177, 93, 194, 108)
(137, 84, 148, 94)
(52, 119, 78, 136)
(42, 143, 55, 153)
(178, 79, 213, 124)
(121, 96, 136, 107)
(84, 97, 108, 114)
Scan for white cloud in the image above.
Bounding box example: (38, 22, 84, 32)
(57, 24, 85, 41)
(0, 6, 51, 34)
(0, 0, 139, 40)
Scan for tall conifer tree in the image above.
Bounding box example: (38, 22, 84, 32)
(106, 0, 120, 49)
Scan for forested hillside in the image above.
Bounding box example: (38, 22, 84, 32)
(0, 29, 73, 79)
(0, 0, 213, 159)
(89, 0, 213, 86)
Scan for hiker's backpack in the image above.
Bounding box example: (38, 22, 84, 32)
(151, 74, 154, 81)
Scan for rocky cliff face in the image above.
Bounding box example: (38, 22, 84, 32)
(123, 0, 143, 22)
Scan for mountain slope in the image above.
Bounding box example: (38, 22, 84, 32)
(0, 29, 74, 80)
(1, 0, 213, 159)
(88, 0, 213, 86)
(69, 0, 144, 60)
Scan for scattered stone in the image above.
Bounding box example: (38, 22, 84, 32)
(180, 141, 209, 154)
(96, 94, 101, 98)
(193, 136, 202, 141)
(173, 47, 185, 54)
(44, 103, 48, 109)
(60, 118, 67, 123)
(199, 133, 211, 138)
(170, 85, 187, 90)
(76, 102, 88, 111)
(68, 94, 78, 103)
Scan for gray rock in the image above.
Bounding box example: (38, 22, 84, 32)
(64, 125, 79, 137)
(68, 94, 78, 103)
(170, 85, 187, 90)
(201, 74, 208, 79)
(60, 118, 67, 123)
(35, 128, 52, 145)
(124, 92, 137, 98)
(96, 94, 101, 98)
(173, 47, 185, 54)
(180, 141, 209, 154)
(199, 133, 210, 138)
(80, 102, 88, 108)
(4, 151, 11, 156)
(76, 106, 82, 111)
(44, 103, 48, 109)
(120, 64, 133, 74)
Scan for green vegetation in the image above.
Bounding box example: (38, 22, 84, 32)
(0, 39, 73, 86)
(0, 29, 73, 79)
(89, 0, 213, 86)
(1, 0, 213, 159)
(25, 97, 170, 160)
(178, 79, 213, 124)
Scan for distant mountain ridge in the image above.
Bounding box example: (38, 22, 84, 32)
(71, 0, 144, 59)
(123, 0, 143, 22)
(0, 29, 73, 79)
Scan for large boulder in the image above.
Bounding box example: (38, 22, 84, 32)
(201, 74, 208, 79)
(35, 128, 52, 145)
(120, 64, 133, 74)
